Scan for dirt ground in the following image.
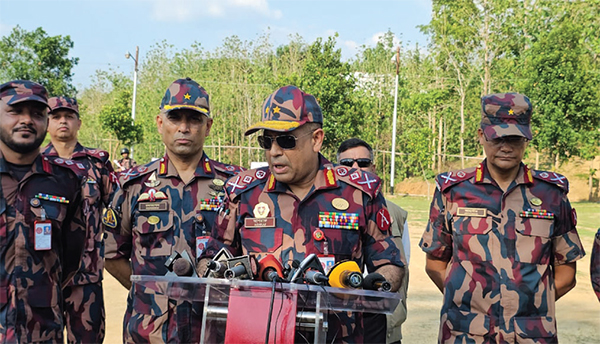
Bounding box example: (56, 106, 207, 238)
(102, 221, 600, 343)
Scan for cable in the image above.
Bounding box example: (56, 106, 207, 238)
(265, 280, 276, 344)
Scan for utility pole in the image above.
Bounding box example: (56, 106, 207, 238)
(390, 47, 400, 195)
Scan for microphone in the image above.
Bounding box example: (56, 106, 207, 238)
(327, 260, 363, 289)
(203, 247, 233, 278)
(224, 255, 256, 280)
(289, 253, 318, 283)
(362, 272, 392, 292)
(303, 270, 329, 285)
(164, 251, 198, 277)
(258, 254, 285, 282)
(206, 260, 228, 277)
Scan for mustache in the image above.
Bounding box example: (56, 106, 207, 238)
(13, 125, 37, 135)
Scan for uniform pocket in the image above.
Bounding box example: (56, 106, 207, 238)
(31, 201, 67, 223)
(240, 227, 283, 254)
(28, 283, 62, 342)
(444, 308, 489, 336)
(317, 228, 360, 257)
(135, 211, 174, 257)
(452, 215, 494, 262)
(515, 218, 553, 264)
(514, 316, 556, 343)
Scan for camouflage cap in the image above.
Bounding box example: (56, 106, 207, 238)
(244, 85, 323, 136)
(0, 80, 50, 108)
(160, 77, 210, 117)
(481, 92, 532, 140)
(48, 96, 79, 117)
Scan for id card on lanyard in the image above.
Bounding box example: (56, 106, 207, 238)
(34, 208, 52, 250)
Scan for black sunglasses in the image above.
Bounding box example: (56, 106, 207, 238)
(257, 130, 315, 150)
(339, 158, 372, 168)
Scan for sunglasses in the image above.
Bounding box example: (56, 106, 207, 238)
(257, 130, 315, 150)
(339, 158, 372, 168)
(485, 135, 528, 147)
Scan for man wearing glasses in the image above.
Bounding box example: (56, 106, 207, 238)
(216, 85, 405, 343)
(420, 93, 584, 342)
(337, 138, 409, 344)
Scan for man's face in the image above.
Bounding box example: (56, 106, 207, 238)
(157, 109, 212, 159)
(478, 128, 528, 174)
(337, 146, 375, 174)
(262, 124, 323, 186)
(47, 109, 81, 142)
(121, 153, 129, 159)
(0, 100, 48, 154)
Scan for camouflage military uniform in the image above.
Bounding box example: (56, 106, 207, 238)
(42, 142, 117, 343)
(592, 228, 600, 302)
(420, 161, 584, 343)
(104, 153, 244, 343)
(118, 157, 137, 171)
(0, 151, 86, 343)
(216, 154, 404, 343)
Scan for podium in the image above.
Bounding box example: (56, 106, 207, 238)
(131, 275, 400, 344)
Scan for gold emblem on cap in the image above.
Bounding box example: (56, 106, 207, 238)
(212, 179, 225, 187)
(530, 197, 543, 206)
(332, 198, 349, 211)
(144, 172, 160, 187)
(253, 202, 270, 219)
(184, 93, 191, 100)
(508, 109, 515, 115)
(148, 216, 160, 225)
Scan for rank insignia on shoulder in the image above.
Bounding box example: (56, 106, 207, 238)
(102, 208, 118, 228)
(319, 211, 359, 230)
(519, 208, 554, 220)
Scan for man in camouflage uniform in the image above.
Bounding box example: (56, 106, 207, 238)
(420, 93, 585, 343)
(0, 80, 86, 342)
(43, 96, 117, 343)
(116, 147, 136, 172)
(337, 137, 410, 344)
(104, 77, 244, 343)
(592, 228, 600, 302)
(216, 86, 405, 343)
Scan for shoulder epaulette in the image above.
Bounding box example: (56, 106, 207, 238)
(435, 167, 476, 192)
(211, 159, 246, 177)
(333, 165, 381, 199)
(118, 161, 157, 187)
(44, 155, 88, 178)
(83, 148, 110, 164)
(532, 170, 569, 192)
(224, 167, 269, 199)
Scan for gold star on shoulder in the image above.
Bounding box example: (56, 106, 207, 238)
(184, 93, 191, 100)
(273, 106, 280, 114)
(508, 109, 514, 115)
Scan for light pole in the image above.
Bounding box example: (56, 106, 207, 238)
(125, 46, 139, 159)
(390, 47, 400, 195)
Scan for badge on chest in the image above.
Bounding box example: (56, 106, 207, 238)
(244, 202, 276, 228)
(456, 207, 487, 217)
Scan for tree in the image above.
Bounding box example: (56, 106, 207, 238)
(277, 34, 362, 154)
(0, 26, 79, 96)
(99, 88, 144, 147)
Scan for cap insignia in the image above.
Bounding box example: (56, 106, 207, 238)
(184, 93, 191, 100)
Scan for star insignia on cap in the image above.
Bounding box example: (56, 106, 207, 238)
(508, 109, 514, 115)
(184, 93, 191, 100)
(265, 106, 269, 114)
(273, 106, 280, 114)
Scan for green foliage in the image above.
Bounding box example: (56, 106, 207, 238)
(98, 88, 144, 146)
(0, 26, 78, 96)
(276, 35, 363, 155)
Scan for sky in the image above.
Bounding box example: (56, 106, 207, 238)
(0, 0, 432, 90)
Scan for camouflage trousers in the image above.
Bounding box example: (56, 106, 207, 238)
(63, 282, 105, 344)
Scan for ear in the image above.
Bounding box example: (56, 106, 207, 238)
(312, 128, 324, 153)
(75, 118, 82, 131)
(156, 114, 163, 135)
(205, 117, 213, 137)
(477, 128, 485, 145)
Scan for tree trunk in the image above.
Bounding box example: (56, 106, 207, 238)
(535, 151, 539, 170)
(437, 115, 443, 173)
(554, 152, 560, 171)
(460, 91, 466, 169)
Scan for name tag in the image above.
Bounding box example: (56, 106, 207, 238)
(456, 207, 487, 217)
(139, 201, 168, 212)
(244, 217, 276, 228)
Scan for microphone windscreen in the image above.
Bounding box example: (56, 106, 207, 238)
(173, 258, 194, 276)
(258, 254, 284, 281)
